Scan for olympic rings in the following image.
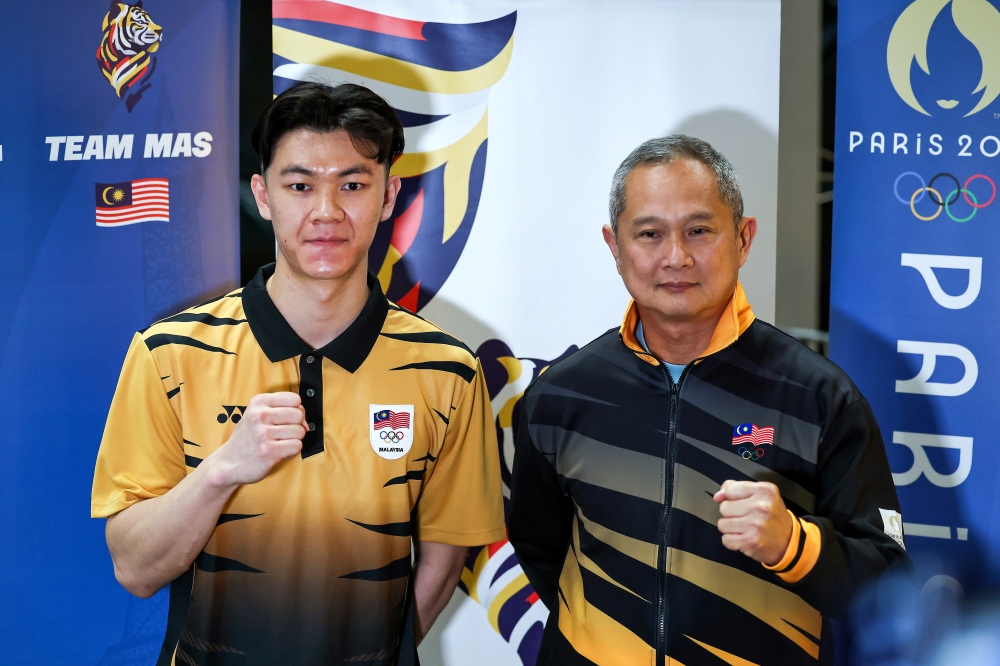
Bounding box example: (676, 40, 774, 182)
(894, 172, 925, 204)
(380, 430, 405, 443)
(964, 174, 996, 208)
(898, 172, 996, 221)
(737, 446, 766, 461)
(928, 173, 961, 206)
(910, 187, 943, 220)
(945, 189, 978, 222)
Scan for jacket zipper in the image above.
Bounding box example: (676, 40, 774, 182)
(656, 366, 685, 666)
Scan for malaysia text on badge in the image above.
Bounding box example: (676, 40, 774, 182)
(369, 405, 414, 460)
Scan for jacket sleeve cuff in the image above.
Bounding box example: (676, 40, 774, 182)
(762, 511, 823, 583)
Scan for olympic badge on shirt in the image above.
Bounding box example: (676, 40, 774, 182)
(369, 405, 414, 460)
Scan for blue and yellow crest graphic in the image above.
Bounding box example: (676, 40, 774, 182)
(887, 0, 1000, 116)
(272, 1, 516, 311)
(466, 340, 578, 665)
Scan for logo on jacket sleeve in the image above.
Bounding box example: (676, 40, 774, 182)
(879, 508, 906, 550)
(370, 405, 414, 459)
(732, 423, 775, 460)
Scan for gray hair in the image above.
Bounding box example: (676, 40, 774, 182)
(608, 135, 744, 234)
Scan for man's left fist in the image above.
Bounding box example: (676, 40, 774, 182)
(713, 480, 793, 566)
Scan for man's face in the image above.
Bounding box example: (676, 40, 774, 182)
(603, 158, 756, 322)
(251, 128, 400, 281)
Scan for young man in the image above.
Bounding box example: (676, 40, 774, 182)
(509, 136, 909, 665)
(92, 83, 506, 665)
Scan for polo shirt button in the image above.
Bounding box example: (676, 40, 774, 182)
(306, 355, 315, 364)
(308, 422, 316, 432)
(306, 389, 315, 398)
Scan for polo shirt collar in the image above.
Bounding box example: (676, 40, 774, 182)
(619, 281, 756, 366)
(242, 263, 389, 372)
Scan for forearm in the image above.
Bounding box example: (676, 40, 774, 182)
(106, 456, 238, 597)
(412, 542, 467, 644)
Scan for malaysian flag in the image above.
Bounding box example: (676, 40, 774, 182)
(374, 410, 410, 430)
(732, 423, 775, 446)
(95, 178, 169, 227)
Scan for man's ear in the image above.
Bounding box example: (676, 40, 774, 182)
(380, 174, 403, 222)
(736, 216, 757, 268)
(602, 224, 622, 276)
(250, 173, 272, 222)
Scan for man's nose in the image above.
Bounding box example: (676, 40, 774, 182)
(312, 189, 345, 223)
(661, 236, 690, 269)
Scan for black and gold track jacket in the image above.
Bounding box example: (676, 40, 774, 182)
(509, 283, 909, 666)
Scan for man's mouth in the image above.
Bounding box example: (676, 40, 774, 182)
(661, 281, 698, 293)
(305, 238, 349, 245)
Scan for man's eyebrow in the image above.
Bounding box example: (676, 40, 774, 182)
(683, 211, 715, 222)
(278, 164, 314, 177)
(629, 211, 715, 227)
(339, 164, 374, 178)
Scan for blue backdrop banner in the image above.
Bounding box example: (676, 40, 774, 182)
(0, 1, 240, 663)
(831, 0, 1000, 589)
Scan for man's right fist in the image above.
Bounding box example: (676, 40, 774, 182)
(205, 392, 306, 487)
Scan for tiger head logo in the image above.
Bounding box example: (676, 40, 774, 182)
(96, 1, 162, 112)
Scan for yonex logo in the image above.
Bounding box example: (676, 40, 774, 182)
(217, 405, 246, 424)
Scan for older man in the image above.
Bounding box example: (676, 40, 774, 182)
(509, 135, 908, 665)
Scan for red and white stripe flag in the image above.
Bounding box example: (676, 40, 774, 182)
(95, 178, 169, 227)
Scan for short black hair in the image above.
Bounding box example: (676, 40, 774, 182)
(250, 82, 405, 175)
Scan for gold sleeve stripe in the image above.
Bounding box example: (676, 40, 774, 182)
(776, 519, 822, 584)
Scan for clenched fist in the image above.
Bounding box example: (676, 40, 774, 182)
(205, 392, 307, 488)
(713, 480, 793, 566)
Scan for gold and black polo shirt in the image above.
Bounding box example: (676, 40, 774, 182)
(92, 263, 506, 666)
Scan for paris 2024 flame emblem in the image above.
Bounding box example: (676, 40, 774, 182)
(888, 0, 1000, 116)
(97, 1, 162, 112)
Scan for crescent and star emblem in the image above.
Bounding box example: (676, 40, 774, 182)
(101, 186, 115, 205)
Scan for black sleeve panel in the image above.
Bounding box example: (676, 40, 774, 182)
(792, 397, 912, 618)
(508, 402, 574, 612)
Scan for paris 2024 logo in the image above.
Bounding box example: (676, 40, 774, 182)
(888, 0, 1000, 116)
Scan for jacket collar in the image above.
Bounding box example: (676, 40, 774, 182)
(619, 281, 756, 366)
(242, 263, 389, 372)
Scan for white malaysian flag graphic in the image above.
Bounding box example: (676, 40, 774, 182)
(95, 178, 169, 227)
